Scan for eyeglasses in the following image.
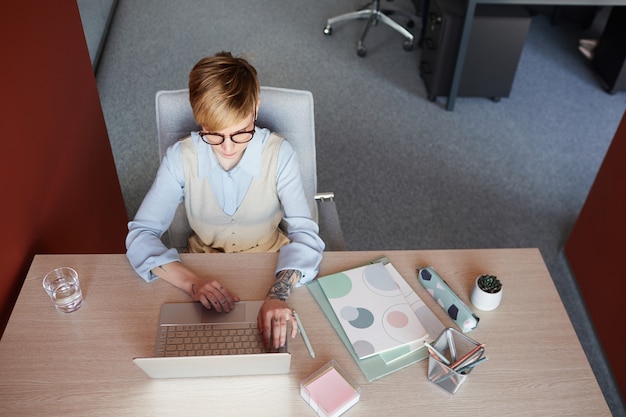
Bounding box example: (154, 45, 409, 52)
(199, 119, 256, 146)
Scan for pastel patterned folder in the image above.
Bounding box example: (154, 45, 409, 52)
(318, 263, 428, 360)
(307, 256, 444, 381)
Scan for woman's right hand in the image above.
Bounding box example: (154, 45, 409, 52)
(152, 261, 240, 312)
(190, 278, 239, 312)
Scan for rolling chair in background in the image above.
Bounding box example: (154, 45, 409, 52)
(155, 87, 346, 252)
(323, 0, 418, 57)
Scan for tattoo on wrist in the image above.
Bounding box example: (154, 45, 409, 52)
(267, 269, 302, 301)
(191, 283, 196, 296)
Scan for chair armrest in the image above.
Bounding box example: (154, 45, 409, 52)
(315, 192, 346, 251)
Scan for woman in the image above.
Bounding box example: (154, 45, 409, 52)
(126, 52, 325, 350)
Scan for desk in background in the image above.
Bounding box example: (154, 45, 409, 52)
(0, 250, 610, 416)
(446, 0, 626, 110)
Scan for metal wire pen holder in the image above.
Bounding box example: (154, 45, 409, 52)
(426, 328, 486, 394)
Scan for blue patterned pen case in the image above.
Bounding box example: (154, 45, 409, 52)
(417, 266, 479, 333)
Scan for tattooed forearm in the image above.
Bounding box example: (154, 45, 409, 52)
(191, 283, 196, 295)
(267, 269, 302, 301)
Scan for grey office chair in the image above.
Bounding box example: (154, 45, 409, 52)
(155, 86, 346, 252)
(323, 0, 416, 57)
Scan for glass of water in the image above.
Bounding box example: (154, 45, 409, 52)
(42, 267, 83, 313)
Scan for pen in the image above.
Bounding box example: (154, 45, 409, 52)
(451, 347, 484, 371)
(450, 343, 485, 370)
(446, 330, 457, 362)
(292, 310, 315, 358)
(456, 356, 488, 374)
(423, 341, 450, 365)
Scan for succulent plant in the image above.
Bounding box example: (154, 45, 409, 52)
(477, 274, 502, 294)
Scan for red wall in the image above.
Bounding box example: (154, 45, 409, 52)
(566, 110, 626, 401)
(0, 2, 128, 335)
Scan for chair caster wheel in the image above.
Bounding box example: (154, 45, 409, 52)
(357, 46, 367, 57)
(403, 40, 414, 51)
(323, 25, 332, 35)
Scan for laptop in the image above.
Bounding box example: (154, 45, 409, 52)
(133, 300, 291, 378)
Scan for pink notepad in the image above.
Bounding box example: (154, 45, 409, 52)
(300, 360, 361, 417)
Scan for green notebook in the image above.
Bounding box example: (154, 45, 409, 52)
(307, 257, 443, 381)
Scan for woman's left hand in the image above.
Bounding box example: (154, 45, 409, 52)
(257, 298, 297, 349)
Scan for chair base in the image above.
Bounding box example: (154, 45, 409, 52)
(324, 0, 415, 57)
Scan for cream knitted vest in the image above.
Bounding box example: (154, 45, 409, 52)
(181, 133, 289, 253)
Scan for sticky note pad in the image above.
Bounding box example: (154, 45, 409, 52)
(300, 360, 361, 417)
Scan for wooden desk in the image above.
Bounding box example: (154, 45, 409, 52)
(0, 249, 610, 416)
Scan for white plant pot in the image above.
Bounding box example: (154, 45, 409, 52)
(470, 277, 503, 311)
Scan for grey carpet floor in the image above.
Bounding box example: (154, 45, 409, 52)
(95, 1, 626, 414)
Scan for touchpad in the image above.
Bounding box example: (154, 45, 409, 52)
(201, 302, 246, 323)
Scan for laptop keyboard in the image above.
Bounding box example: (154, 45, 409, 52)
(156, 323, 287, 357)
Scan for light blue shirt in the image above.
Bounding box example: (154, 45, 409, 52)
(126, 127, 325, 284)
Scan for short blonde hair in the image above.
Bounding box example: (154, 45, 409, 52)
(188, 52, 260, 131)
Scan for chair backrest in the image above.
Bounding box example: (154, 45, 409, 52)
(155, 86, 318, 250)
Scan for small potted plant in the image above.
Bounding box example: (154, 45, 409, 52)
(470, 274, 503, 311)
